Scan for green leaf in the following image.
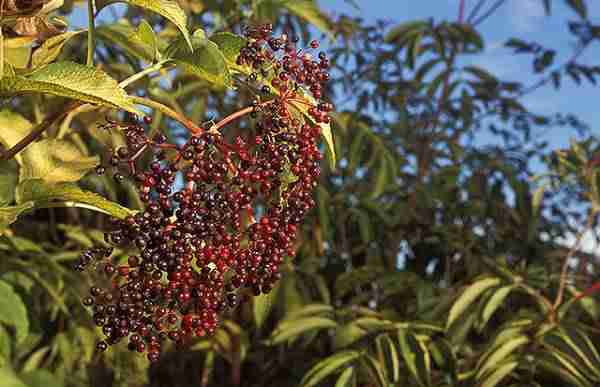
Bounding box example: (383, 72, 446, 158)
(368, 157, 389, 199)
(379, 335, 400, 382)
(565, 326, 600, 374)
(31, 31, 84, 68)
(3, 37, 32, 69)
(269, 317, 337, 345)
(335, 367, 354, 387)
(546, 327, 600, 381)
(0, 30, 4, 79)
(447, 277, 501, 329)
(253, 281, 279, 329)
(16, 179, 133, 219)
(543, 350, 593, 387)
(20, 369, 63, 387)
(96, 22, 158, 62)
(398, 330, 429, 387)
(283, 304, 334, 321)
(0, 280, 29, 344)
(566, 0, 587, 18)
(0, 62, 140, 114)
(384, 20, 429, 43)
(0, 109, 34, 150)
(166, 29, 229, 88)
(362, 354, 389, 387)
(428, 338, 457, 377)
(0, 202, 34, 229)
(96, 0, 192, 50)
(0, 160, 18, 206)
(479, 361, 518, 387)
(280, 0, 333, 37)
(334, 322, 367, 349)
(0, 326, 11, 366)
(347, 125, 366, 174)
(355, 317, 393, 331)
(210, 32, 247, 71)
(477, 335, 529, 379)
(6, 235, 44, 253)
(536, 352, 592, 387)
(128, 20, 159, 62)
(350, 208, 372, 244)
(479, 285, 514, 330)
(301, 350, 362, 387)
(0, 367, 27, 387)
(316, 185, 331, 238)
(464, 65, 498, 85)
(407, 32, 423, 70)
(21, 347, 50, 373)
(19, 139, 98, 183)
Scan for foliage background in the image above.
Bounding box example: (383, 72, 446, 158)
(1, 0, 600, 386)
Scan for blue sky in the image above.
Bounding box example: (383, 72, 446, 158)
(321, 0, 600, 150)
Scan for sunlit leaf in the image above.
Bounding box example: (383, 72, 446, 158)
(269, 316, 337, 345)
(166, 29, 229, 88)
(447, 277, 501, 329)
(253, 281, 279, 330)
(31, 30, 84, 68)
(301, 350, 362, 387)
(16, 179, 133, 218)
(0, 62, 140, 113)
(0, 280, 29, 343)
(97, 0, 192, 50)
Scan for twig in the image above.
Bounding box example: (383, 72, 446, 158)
(1, 101, 81, 160)
(118, 60, 170, 89)
(458, 0, 466, 23)
(472, 0, 506, 27)
(517, 43, 588, 97)
(467, 0, 488, 24)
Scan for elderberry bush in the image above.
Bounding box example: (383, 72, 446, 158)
(73, 24, 332, 362)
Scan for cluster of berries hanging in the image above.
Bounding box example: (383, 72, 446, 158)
(74, 24, 332, 362)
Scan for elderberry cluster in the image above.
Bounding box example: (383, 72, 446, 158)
(75, 24, 332, 362)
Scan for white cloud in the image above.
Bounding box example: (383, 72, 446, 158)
(508, 0, 545, 33)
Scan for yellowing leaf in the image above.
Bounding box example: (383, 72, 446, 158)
(0, 202, 34, 229)
(19, 139, 98, 182)
(16, 179, 133, 219)
(31, 30, 84, 68)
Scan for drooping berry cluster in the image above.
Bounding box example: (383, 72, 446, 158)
(75, 24, 332, 362)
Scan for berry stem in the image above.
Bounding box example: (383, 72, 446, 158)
(119, 60, 171, 88)
(1, 101, 82, 160)
(130, 96, 204, 134)
(208, 100, 274, 133)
